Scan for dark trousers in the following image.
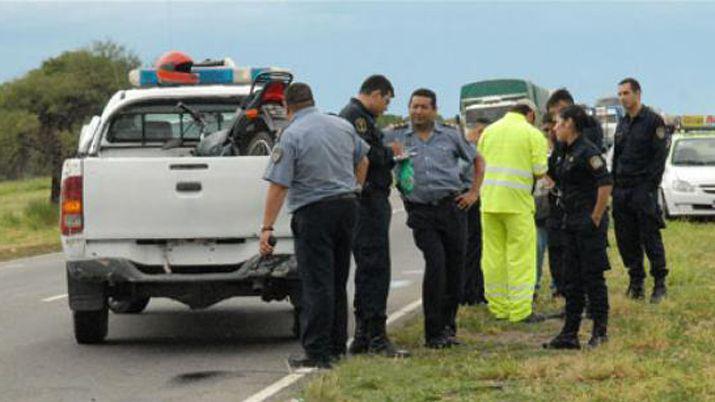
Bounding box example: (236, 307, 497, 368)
(462, 200, 484, 303)
(405, 201, 466, 340)
(563, 214, 610, 333)
(291, 198, 357, 359)
(353, 195, 392, 322)
(546, 225, 566, 294)
(612, 186, 667, 282)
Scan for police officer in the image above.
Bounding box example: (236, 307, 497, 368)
(544, 89, 605, 300)
(387, 88, 483, 348)
(338, 75, 408, 357)
(612, 78, 670, 303)
(260, 83, 370, 369)
(460, 118, 489, 305)
(544, 105, 612, 350)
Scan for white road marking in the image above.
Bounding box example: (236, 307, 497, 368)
(390, 279, 412, 289)
(242, 299, 423, 402)
(42, 294, 68, 302)
(402, 269, 424, 276)
(392, 207, 405, 214)
(2, 263, 24, 269)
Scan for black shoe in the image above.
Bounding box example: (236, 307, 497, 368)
(425, 336, 451, 349)
(288, 355, 332, 370)
(626, 280, 645, 300)
(369, 338, 411, 358)
(587, 334, 609, 348)
(441, 326, 462, 346)
(366, 319, 411, 357)
(650, 279, 667, 304)
(348, 320, 369, 355)
(543, 333, 581, 350)
(520, 313, 546, 324)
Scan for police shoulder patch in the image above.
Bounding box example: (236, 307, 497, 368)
(271, 147, 283, 163)
(656, 125, 666, 140)
(355, 117, 368, 134)
(589, 155, 604, 170)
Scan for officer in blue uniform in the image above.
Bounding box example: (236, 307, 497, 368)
(339, 75, 408, 357)
(387, 88, 483, 349)
(260, 83, 370, 369)
(612, 78, 670, 303)
(544, 105, 612, 350)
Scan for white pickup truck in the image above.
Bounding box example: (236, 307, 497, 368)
(60, 68, 300, 344)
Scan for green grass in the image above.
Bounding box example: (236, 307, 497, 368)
(0, 177, 61, 261)
(302, 220, 715, 402)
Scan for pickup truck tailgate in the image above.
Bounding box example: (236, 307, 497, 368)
(82, 157, 289, 240)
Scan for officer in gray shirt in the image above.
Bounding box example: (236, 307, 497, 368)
(260, 83, 370, 369)
(386, 88, 484, 349)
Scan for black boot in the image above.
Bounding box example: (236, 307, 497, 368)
(543, 331, 580, 350)
(626, 278, 645, 300)
(348, 319, 369, 355)
(587, 319, 608, 348)
(368, 319, 410, 358)
(650, 277, 667, 304)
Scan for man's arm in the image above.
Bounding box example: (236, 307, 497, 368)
(355, 156, 369, 186)
(645, 117, 670, 191)
(592, 185, 613, 226)
(259, 183, 288, 255)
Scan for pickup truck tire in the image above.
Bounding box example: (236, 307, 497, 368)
(244, 132, 274, 156)
(73, 308, 108, 344)
(108, 296, 150, 314)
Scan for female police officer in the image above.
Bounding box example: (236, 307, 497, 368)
(544, 105, 613, 350)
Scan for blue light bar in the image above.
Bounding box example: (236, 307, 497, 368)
(129, 66, 288, 87)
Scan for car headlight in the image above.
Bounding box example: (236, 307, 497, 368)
(672, 179, 696, 193)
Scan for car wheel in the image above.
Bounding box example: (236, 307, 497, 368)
(108, 296, 150, 314)
(658, 189, 673, 220)
(73, 308, 108, 344)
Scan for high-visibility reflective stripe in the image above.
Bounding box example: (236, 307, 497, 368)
(486, 166, 532, 179)
(483, 179, 532, 191)
(509, 284, 536, 292)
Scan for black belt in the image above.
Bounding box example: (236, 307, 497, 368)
(317, 192, 357, 203)
(405, 192, 459, 208)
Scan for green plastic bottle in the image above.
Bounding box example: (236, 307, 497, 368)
(397, 158, 415, 195)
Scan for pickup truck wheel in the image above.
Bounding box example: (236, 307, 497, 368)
(108, 296, 150, 314)
(245, 132, 274, 156)
(73, 308, 108, 344)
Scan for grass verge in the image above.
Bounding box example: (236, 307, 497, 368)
(302, 219, 715, 402)
(0, 177, 61, 262)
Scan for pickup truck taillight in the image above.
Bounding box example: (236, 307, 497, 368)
(60, 176, 83, 236)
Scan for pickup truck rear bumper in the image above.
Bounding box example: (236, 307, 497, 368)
(66, 255, 300, 311)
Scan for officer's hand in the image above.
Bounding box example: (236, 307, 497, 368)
(456, 190, 479, 210)
(591, 213, 602, 228)
(390, 141, 404, 157)
(542, 175, 555, 189)
(259, 230, 274, 256)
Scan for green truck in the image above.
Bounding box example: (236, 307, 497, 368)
(459, 79, 550, 129)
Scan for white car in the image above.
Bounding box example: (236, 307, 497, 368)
(659, 132, 715, 218)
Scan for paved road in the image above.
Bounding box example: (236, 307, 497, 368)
(0, 202, 424, 402)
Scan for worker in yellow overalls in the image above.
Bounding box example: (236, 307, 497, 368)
(477, 99, 548, 323)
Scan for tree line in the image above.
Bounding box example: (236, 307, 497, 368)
(0, 41, 140, 202)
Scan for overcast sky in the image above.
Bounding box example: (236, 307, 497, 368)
(1, 1, 713, 116)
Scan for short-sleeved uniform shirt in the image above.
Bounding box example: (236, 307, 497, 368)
(387, 123, 477, 204)
(263, 107, 370, 213)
